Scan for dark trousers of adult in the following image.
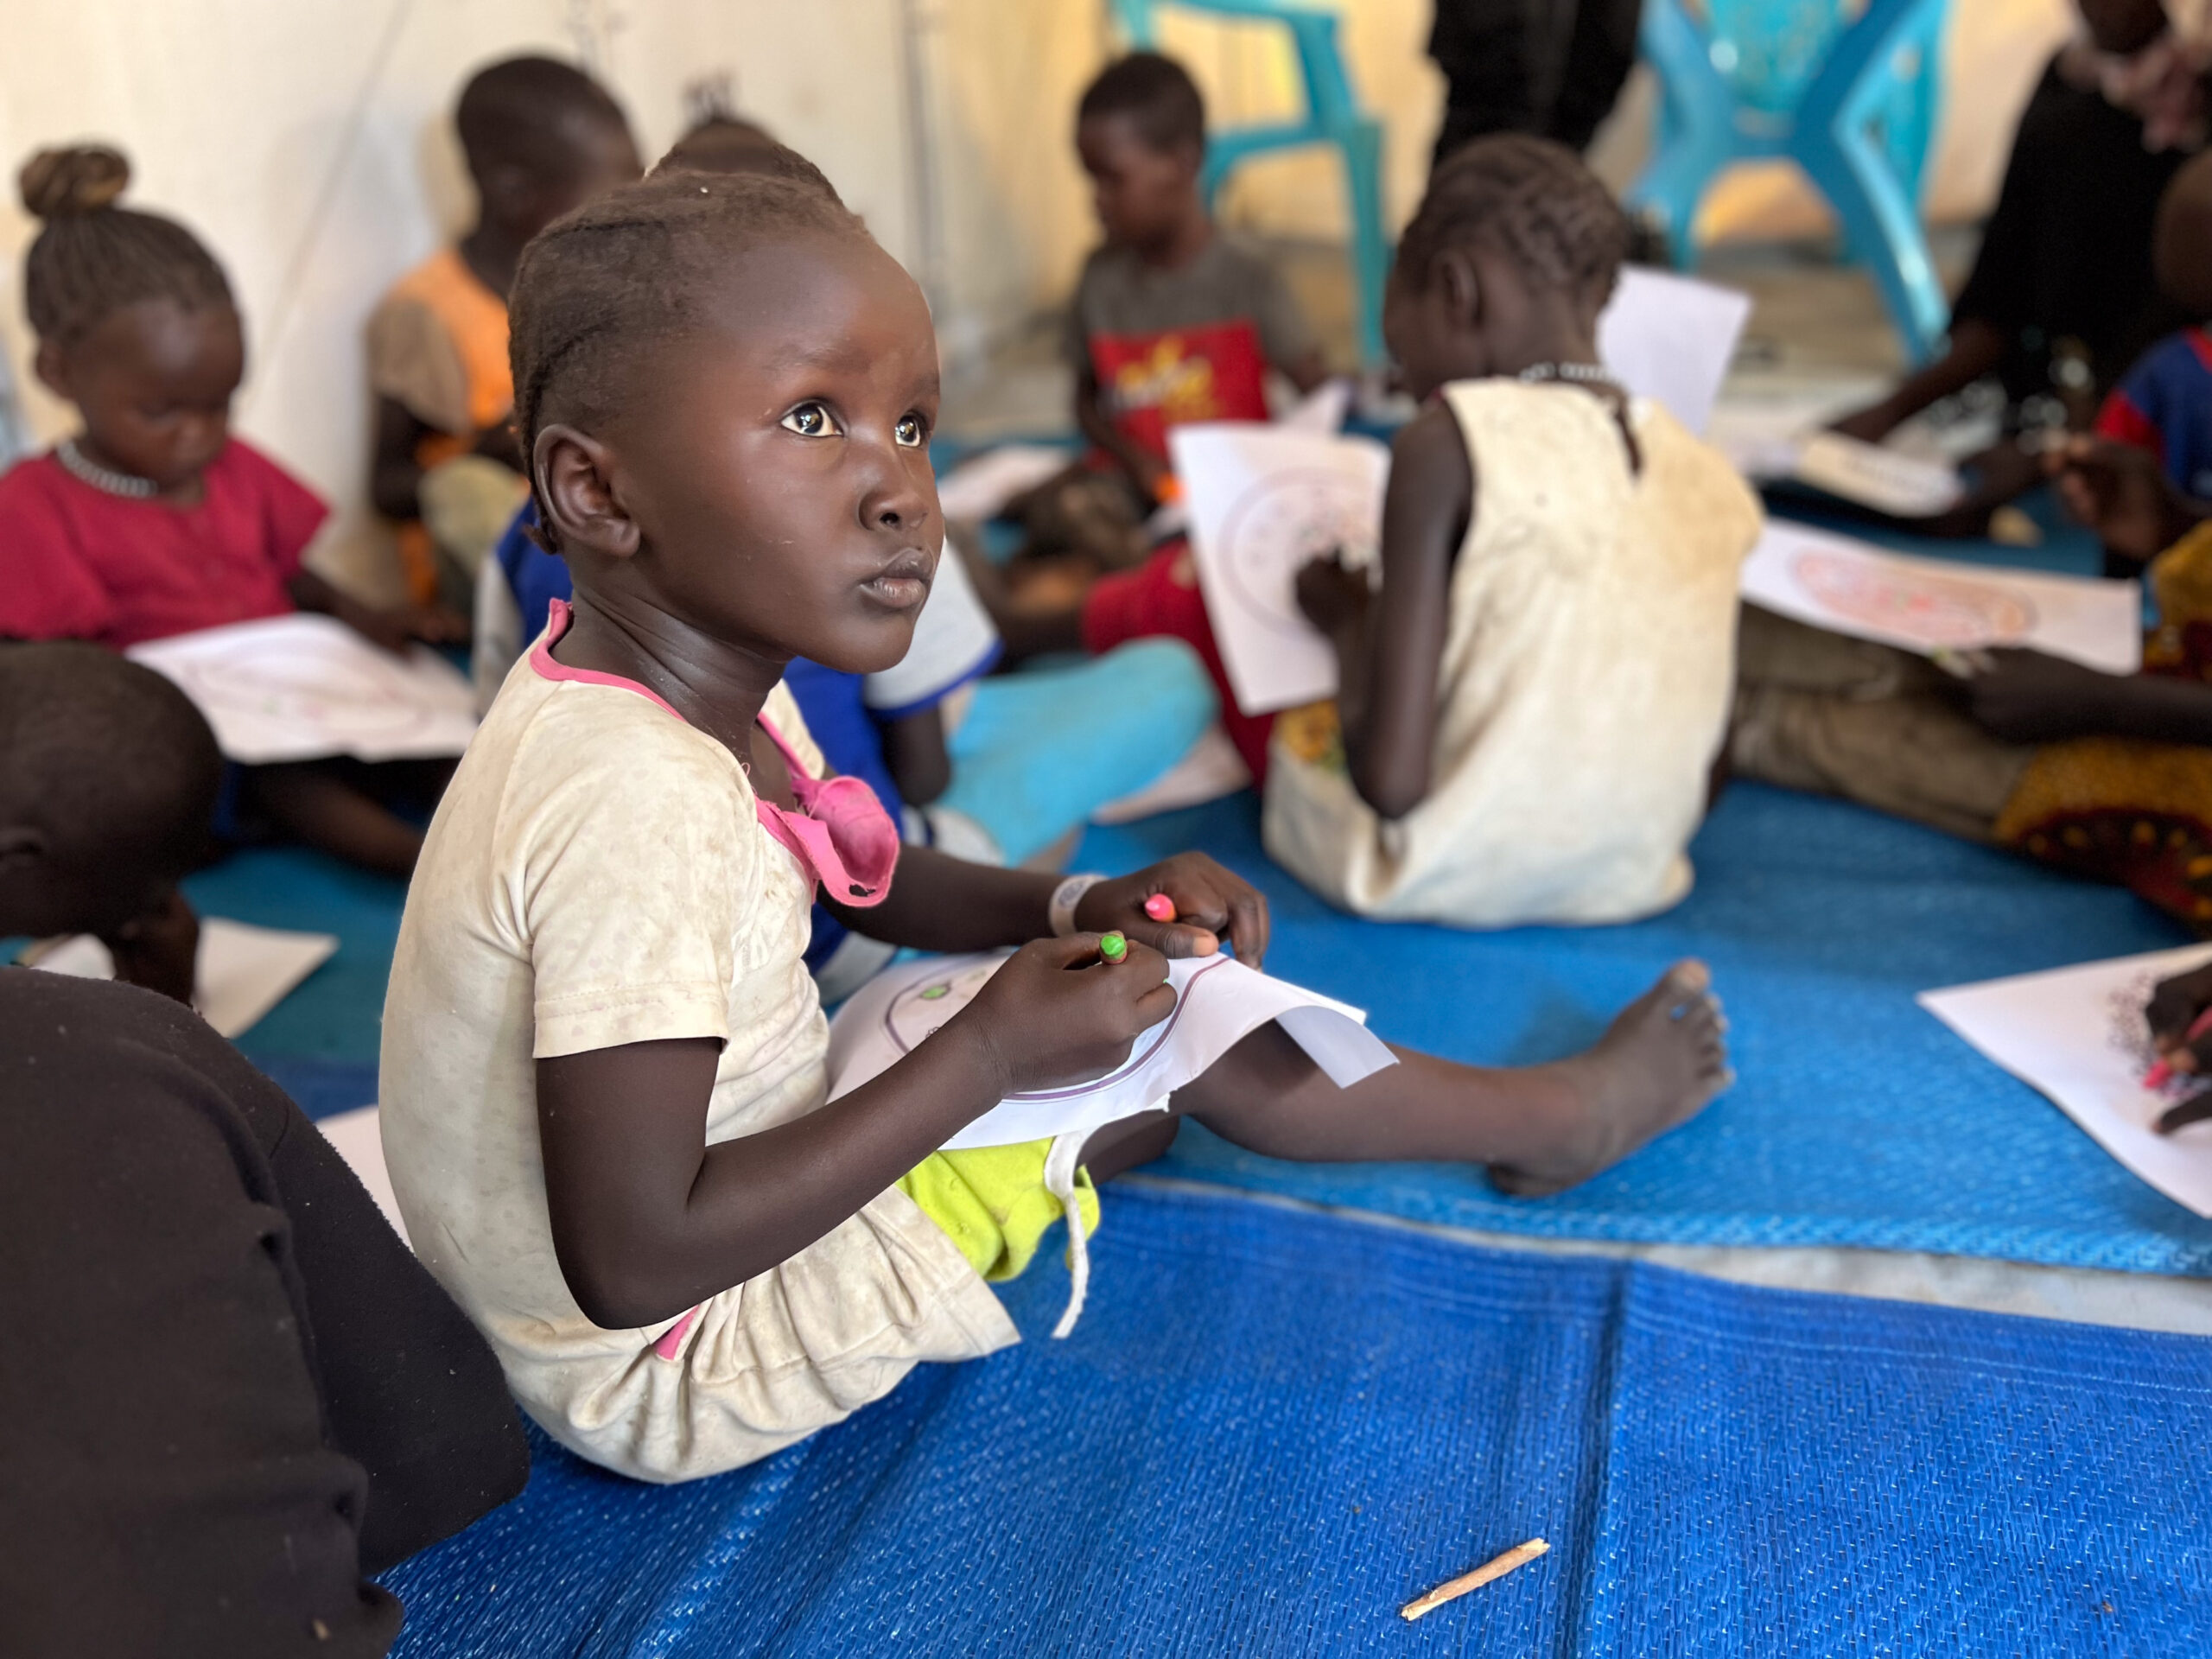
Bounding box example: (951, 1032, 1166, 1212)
(1429, 0, 1643, 164)
(0, 971, 531, 1658)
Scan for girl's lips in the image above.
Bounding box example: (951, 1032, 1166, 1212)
(861, 571, 931, 609)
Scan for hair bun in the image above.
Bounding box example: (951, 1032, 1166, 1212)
(19, 146, 131, 221)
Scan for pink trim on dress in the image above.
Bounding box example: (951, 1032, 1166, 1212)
(529, 598, 897, 905)
(651, 1305, 701, 1361)
(529, 599, 686, 721)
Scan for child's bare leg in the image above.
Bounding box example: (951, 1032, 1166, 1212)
(1160, 962, 1729, 1196)
(247, 764, 425, 877)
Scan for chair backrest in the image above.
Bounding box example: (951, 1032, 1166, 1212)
(1700, 0, 1858, 115)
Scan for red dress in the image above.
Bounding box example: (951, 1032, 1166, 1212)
(0, 441, 328, 650)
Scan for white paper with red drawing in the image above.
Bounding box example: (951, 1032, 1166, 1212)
(1740, 522, 2144, 675)
(825, 950, 1396, 1151)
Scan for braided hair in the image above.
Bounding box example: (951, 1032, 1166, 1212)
(507, 170, 868, 547)
(17, 146, 233, 348)
(1395, 135, 1630, 315)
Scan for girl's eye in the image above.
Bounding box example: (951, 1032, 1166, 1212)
(894, 415, 926, 448)
(781, 403, 840, 438)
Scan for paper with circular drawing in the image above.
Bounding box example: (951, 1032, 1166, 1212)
(825, 950, 1397, 1152)
(1741, 522, 2144, 675)
(126, 613, 481, 764)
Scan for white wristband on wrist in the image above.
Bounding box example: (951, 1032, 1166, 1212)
(1048, 873, 1107, 938)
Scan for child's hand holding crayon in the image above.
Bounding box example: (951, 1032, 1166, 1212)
(1071, 852, 1270, 970)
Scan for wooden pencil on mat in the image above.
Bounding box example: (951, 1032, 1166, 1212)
(1399, 1537, 1549, 1621)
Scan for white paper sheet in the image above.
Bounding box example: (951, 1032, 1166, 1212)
(317, 1105, 412, 1247)
(126, 613, 481, 764)
(1921, 946, 2212, 1217)
(1169, 423, 1389, 715)
(933, 443, 1072, 523)
(1596, 267, 1752, 437)
(826, 950, 1396, 1151)
(26, 918, 338, 1038)
(1741, 521, 2143, 674)
(1786, 430, 1964, 517)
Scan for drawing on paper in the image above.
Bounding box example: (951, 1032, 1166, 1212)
(163, 634, 454, 747)
(2103, 970, 2164, 1080)
(884, 956, 1232, 1101)
(1214, 467, 1380, 643)
(1789, 548, 2037, 649)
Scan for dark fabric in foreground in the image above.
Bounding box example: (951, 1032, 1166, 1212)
(0, 972, 527, 1656)
(381, 1185, 2212, 1656)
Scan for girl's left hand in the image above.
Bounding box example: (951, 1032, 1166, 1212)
(1074, 853, 1270, 970)
(1294, 551, 1367, 635)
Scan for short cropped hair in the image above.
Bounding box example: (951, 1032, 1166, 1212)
(0, 642, 221, 875)
(1395, 134, 1630, 314)
(1077, 51, 1206, 153)
(456, 55, 628, 181)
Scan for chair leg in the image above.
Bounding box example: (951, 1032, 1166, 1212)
(1336, 121, 1389, 368)
(1795, 0, 1951, 361)
(1625, 0, 1742, 266)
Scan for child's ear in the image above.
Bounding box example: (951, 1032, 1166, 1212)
(1434, 248, 1483, 330)
(535, 425, 641, 560)
(32, 339, 73, 402)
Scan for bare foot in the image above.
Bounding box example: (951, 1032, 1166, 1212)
(1490, 961, 1732, 1197)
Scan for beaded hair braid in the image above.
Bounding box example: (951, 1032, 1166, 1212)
(17, 146, 233, 348)
(1395, 134, 1630, 313)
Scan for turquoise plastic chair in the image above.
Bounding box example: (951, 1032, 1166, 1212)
(1630, 0, 1951, 362)
(1110, 0, 1390, 367)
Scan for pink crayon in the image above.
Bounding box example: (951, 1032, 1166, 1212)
(1144, 893, 1177, 923)
(2145, 1002, 2212, 1089)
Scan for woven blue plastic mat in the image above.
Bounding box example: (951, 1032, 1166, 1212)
(1080, 783, 2212, 1276)
(379, 1185, 2212, 1656)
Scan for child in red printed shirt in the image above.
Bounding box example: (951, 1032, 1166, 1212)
(1000, 52, 1327, 779)
(0, 146, 464, 875)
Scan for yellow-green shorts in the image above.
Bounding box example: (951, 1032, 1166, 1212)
(898, 1140, 1100, 1281)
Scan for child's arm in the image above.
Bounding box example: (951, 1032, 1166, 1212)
(537, 932, 1177, 1328)
(2047, 433, 2212, 563)
(371, 397, 434, 524)
(1964, 649, 2212, 747)
(881, 707, 952, 806)
(1829, 317, 2005, 444)
(1295, 405, 1472, 820)
(289, 570, 469, 654)
(1075, 364, 1169, 499)
(822, 847, 1270, 968)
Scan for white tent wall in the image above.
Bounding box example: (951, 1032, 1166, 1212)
(1, 0, 2070, 598)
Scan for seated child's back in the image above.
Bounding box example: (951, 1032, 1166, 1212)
(2095, 149, 2212, 498)
(1265, 138, 1762, 927)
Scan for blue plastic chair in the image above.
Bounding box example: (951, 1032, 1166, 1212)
(1630, 0, 1951, 362)
(1110, 0, 1389, 367)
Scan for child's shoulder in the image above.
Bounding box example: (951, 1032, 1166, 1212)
(0, 450, 70, 514)
(376, 245, 493, 315)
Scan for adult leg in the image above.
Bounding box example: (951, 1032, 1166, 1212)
(1428, 0, 1548, 166)
(1157, 961, 1728, 1196)
(1548, 0, 1642, 153)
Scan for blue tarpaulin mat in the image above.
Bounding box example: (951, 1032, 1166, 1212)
(380, 1185, 2212, 1656)
(1083, 784, 2212, 1276)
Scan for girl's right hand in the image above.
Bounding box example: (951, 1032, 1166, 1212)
(953, 934, 1178, 1096)
(2146, 961, 2212, 1075)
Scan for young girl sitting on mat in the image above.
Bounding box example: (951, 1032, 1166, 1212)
(378, 170, 1733, 1484)
(0, 145, 465, 875)
(1269, 137, 1764, 928)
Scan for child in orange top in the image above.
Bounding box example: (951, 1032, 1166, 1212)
(0, 146, 460, 875)
(367, 56, 639, 601)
